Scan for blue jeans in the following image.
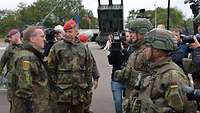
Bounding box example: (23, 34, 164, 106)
(111, 80, 126, 113)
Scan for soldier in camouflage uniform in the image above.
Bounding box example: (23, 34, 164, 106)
(129, 28, 197, 113)
(0, 29, 22, 113)
(114, 18, 153, 112)
(47, 19, 95, 113)
(11, 26, 49, 113)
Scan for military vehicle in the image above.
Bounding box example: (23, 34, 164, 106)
(96, 0, 124, 48)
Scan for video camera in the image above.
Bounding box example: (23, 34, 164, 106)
(181, 34, 200, 43)
(109, 32, 126, 52)
(184, 0, 200, 17)
(45, 28, 60, 43)
(44, 28, 59, 56)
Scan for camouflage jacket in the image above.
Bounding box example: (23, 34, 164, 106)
(0, 44, 23, 74)
(85, 43, 100, 81)
(114, 41, 150, 95)
(12, 44, 49, 100)
(135, 58, 197, 113)
(0, 44, 23, 86)
(91, 54, 100, 80)
(47, 40, 94, 104)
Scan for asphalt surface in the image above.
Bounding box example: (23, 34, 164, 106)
(0, 42, 115, 113)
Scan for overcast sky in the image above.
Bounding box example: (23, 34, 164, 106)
(0, 0, 194, 19)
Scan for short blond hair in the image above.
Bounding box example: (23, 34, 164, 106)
(23, 26, 44, 42)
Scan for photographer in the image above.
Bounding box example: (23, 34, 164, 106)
(191, 15, 200, 73)
(181, 15, 200, 88)
(120, 31, 135, 63)
(44, 25, 65, 57)
(171, 28, 190, 68)
(188, 36, 200, 89)
(44, 28, 60, 56)
(108, 31, 134, 113)
(54, 25, 65, 41)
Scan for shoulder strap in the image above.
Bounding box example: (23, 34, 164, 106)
(157, 62, 183, 75)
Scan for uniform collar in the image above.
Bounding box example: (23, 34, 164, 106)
(23, 43, 43, 53)
(132, 40, 145, 49)
(149, 57, 172, 70)
(63, 37, 80, 45)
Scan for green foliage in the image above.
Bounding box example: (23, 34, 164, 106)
(126, 7, 193, 31)
(0, 0, 98, 38)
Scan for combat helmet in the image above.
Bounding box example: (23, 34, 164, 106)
(129, 18, 153, 34)
(144, 28, 177, 51)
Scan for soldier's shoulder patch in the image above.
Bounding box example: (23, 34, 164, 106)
(47, 57, 52, 63)
(22, 60, 30, 71)
(170, 85, 178, 89)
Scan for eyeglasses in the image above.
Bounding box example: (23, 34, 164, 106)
(7, 32, 20, 38)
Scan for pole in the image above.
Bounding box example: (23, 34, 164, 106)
(36, 0, 62, 25)
(98, 0, 101, 6)
(167, 0, 170, 30)
(109, 0, 112, 6)
(154, 0, 157, 28)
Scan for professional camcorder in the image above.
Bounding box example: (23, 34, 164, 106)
(45, 28, 60, 43)
(44, 28, 59, 56)
(181, 34, 200, 43)
(109, 32, 126, 52)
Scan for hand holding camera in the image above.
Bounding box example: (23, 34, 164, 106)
(190, 36, 200, 49)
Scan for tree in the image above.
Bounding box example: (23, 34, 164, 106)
(0, 0, 98, 38)
(126, 7, 193, 31)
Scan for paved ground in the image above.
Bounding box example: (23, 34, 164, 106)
(0, 42, 9, 113)
(0, 42, 115, 113)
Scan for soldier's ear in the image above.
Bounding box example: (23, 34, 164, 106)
(29, 36, 35, 43)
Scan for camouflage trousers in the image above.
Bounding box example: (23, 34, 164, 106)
(57, 102, 85, 113)
(32, 86, 50, 113)
(11, 87, 49, 113)
(49, 90, 58, 113)
(49, 90, 93, 113)
(84, 91, 93, 113)
(11, 96, 32, 113)
(123, 89, 140, 113)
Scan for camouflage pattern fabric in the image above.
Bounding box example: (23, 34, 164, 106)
(114, 18, 153, 113)
(48, 39, 94, 113)
(11, 44, 49, 113)
(57, 102, 85, 113)
(144, 28, 177, 51)
(128, 29, 197, 113)
(131, 58, 197, 113)
(115, 42, 150, 96)
(128, 18, 153, 34)
(0, 44, 23, 113)
(84, 50, 100, 112)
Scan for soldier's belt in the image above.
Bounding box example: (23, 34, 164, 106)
(56, 70, 85, 74)
(57, 65, 86, 73)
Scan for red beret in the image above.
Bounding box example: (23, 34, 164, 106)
(64, 19, 76, 30)
(79, 34, 88, 43)
(7, 29, 19, 37)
